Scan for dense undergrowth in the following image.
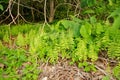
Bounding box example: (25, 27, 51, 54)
(0, 8, 120, 80)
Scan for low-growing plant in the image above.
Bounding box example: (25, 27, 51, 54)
(3, 31, 10, 43)
(16, 33, 26, 47)
(0, 12, 120, 79)
(106, 7, 120, 60)
(113, 64, 120, 80)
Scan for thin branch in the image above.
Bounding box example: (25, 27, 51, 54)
(32, 0, 44, 3)
(54, 3, 76, 15)
(8, 0, 16, 24)
(17, 0, 20, 24)
(95, 65, 108, 75)
(0, 1, 9, 17)
(74, 2, 80, 14)
(52, 2, 77, 19)
(9, 0, 32, 25)
(0, 7, 8, 17)
(13, 1, 45, 17)
(39, 0, 49, 34)
(0, 15, 10, 24)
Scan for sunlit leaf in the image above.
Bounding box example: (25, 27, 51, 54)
(80, 22, 92, 38)
(108, 7, 120, 18)
(112, 16, 120, 29)
(0, 4, 3, 11)
(108, 0, 113, 6)
(83, 9, 95, 14)
(96, 23, 104, 34)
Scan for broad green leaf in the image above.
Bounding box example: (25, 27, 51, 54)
(108, 0, 113, 6)
(59, 19, 81, 37)
(87, 0, 96, 7)
(108, 7, 120, 18)
(96, 23, 104, 34)
(90, 16, 96, 24)
(112, 16, 120, 29)
(70, 15, 82, 23)
(80, 25, 87, 38)
(81, 0, 96, 7)
(80, 22, 92, 38)
(83, 9, 95, 14)
(0, 4, 3, 11)
(60, 20, 71, 29)
(71, 21, 81, 37)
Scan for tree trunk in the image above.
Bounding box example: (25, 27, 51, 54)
(49, 0, 55, 22)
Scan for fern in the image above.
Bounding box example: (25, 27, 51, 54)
(3, 32, 10, 43)
(29, 34, 42, 54)
(75, 39, 88, 61)
(113, 64, 120, 80)
(88, 44, 98, 61)
(106, 10, 120, 59)
(11, 26, 19, 36)
(47, 47, 59, 64)
(108, 30, 120, 60)
(59, 31, 70, 58)
(0, 40, 4, 51)
(16, 33, 26, 47)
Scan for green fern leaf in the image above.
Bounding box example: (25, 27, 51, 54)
(16, 33, 25, 46)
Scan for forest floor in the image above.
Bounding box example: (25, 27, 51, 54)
(38, 53, 117, 80)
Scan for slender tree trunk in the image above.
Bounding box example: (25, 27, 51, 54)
(49, 0, 55, 22)
(44, 0, 47, 23)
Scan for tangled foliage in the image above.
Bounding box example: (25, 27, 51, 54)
(0, 10, 120, 79)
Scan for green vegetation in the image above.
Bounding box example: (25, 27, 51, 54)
(0, 10, 120, 79)
(0, 0, 120, 79)
(113, 64, 120, 80)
